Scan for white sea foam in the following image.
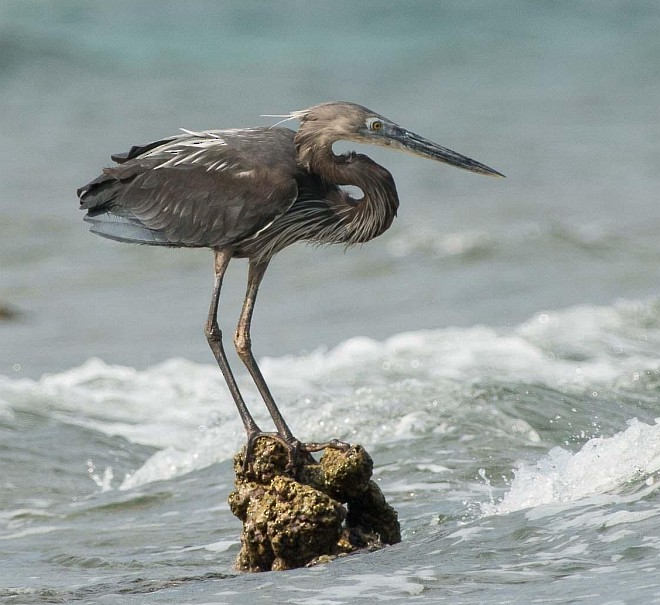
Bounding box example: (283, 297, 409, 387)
(1, 299, 658, 490)
(484, 419, 660, 515)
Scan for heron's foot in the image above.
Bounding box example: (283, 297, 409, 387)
(242, 432, 351, 476)
(291, 438, 351, 474)
(242, 430, 314, 477)
(243, 430, 290, 472)
(300, 438, 351, 453)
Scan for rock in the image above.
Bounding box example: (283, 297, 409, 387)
(346, 480, 401, 545)
(228, 437, 400, 572)
(0, 302, 20, 321)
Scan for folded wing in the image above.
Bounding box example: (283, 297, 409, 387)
(78, 127, 299, 249)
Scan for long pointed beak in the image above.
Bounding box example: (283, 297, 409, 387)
(391, 128, 505, 178)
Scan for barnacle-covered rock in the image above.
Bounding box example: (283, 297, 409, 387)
(228, 437, 400, 572)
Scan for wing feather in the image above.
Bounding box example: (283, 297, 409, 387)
(79, 128, 299, 249)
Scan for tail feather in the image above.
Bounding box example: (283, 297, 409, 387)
(79, 163, 173, 245)
(83, 211, 171, 245)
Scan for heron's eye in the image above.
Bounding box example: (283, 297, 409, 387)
(370, 120, 383, 132)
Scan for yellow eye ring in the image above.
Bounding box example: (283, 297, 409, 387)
(371, 120, 383, 131)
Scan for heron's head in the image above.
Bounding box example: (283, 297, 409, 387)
(292, 101, 504, 177)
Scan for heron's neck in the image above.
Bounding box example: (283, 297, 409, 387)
(297, 139, 399, 242)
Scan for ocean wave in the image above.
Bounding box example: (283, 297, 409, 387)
(385, 219, 618, 261)
(1, 298, 658, 490)
(483, 418, 660, 515)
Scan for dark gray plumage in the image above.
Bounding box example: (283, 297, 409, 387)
(80, 128, 299, 252)
(78, 101, 503, 467)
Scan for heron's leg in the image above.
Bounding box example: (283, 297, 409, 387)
(205, 249, 261, 438)
(233, 259, 297, 443)
(234, 259, 350, 457)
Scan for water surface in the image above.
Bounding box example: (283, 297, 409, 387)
(1, 2, 659, 603)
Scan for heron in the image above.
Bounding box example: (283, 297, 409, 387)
(78, 101, 503, 467)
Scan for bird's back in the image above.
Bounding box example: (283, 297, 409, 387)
(78, 127, 300, 250)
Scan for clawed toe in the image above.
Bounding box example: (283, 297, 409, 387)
(243, 430, 285, 471)
(301, 438, 351, 453)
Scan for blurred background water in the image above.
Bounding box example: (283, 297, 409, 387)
(1, 1, 660, 603)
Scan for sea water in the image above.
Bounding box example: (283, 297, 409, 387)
(1, 2, 660, 603)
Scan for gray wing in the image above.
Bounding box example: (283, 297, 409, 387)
(78, 127, 299, 249)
